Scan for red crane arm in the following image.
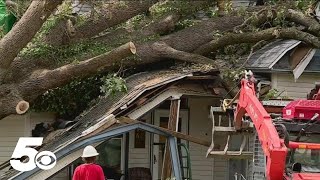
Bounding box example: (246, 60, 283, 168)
(289, 141, 320, 150)
(234, 79, 288, 180)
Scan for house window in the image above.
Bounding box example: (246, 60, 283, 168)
(134, 119, 146, 148)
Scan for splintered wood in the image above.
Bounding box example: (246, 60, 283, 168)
(161, 98, 180, 180)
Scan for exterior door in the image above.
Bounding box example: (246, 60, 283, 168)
(152, 109, 188, 180)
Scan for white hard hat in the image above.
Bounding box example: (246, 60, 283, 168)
(81, 145, 99, 158)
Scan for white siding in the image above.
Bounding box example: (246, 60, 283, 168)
(0, 115, 27, 176)
(189, 97, 227, 180)
(128, 113, 151, 169)
(0, 112, 56, 177)
(271, 73, 320, 99)
(189, 143, 214, 180)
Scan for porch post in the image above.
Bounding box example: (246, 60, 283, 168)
(168, 136, 182, 180)
(124, 133, 129, 180)
(161, 95, 181, 180)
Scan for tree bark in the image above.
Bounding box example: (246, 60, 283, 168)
(42, 18, 74, 46)
(44, 1, 157, 46)
(0, 84, 27, 119)
(83, 16, 244, 72)
(18, 42, 136, 100)
(73, 1, 156, 40)
(0, 0, 64, 74)
(95, 13, 182, 44)
(1, 4, 320, 120)
(134, 16, 244, 65)
(0, 42, 135, 119)
(152, 42, 215, 65)
(7, 0, 214, 83)
(194, 27, 320, 55)
(237, 7, 320, 37)
(235, 8, 270, 30)
(3, 12, 182, 85)
(285, 9, 320, 37)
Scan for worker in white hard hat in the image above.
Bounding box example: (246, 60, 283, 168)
(72, 145, 106, 180)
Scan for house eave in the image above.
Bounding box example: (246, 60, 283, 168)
(249, 68, 320, 74)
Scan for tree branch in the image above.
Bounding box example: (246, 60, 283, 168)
(0, 0, 64, 72)
(0, 84, 28, 118)
(235, 8, 271, 30)
(0, 15, 244, 119)
(9, 1, 210, 83)
(72, 1, 156, 42)
(152, 42, 215, 65)
(5, 0, 17, 8)
(95, 12, 181, 44)
(285, 9, 320, 37)
(18, 42, 136, 99)
(236, 7, 320, 37)
(43, 1, 157, 46)
(194, 27, 320, 55)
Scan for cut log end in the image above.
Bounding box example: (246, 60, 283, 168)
(16, 101, 30, 114)
(129, 42, 136, 54)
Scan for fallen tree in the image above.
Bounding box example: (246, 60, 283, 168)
(0, 0, 318, 119)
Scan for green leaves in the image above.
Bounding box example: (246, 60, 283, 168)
(175, 19, 195, 31)
(273, 7, 287, 26)
(263, 88, 279, 100)
(100, 74, 127, 96)
(32, 75, 103, 119)
(295, 0, 317, 12)
(21, 41, 110, 65)
(32, 73, 128, 119)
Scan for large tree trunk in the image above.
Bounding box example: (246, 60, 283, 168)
(134, 16, 244, 65)
(0, 2, 318, 120)
(4, 13, 182, 84)
(0, 0, 63, 77)
(0, 42, 135, 119)
(5, 1, 211, 83)
(19, 42, 136, 100)
(0, 15, 243, 119)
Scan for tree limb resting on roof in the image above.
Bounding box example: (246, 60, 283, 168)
(194, 27, 320, 55)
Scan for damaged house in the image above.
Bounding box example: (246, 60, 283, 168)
(3, 39, 320, 179)
(1, 39, 319, 180)
(0, 65, 254, 180)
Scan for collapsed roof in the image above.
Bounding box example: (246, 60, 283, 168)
(2, 64, 228, 180)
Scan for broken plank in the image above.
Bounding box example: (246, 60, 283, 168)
(118, 117, 211, 147)
(162, 98, 180, 180)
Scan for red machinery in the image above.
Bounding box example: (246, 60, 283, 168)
(282, 83, 320, 121)
(234, 71, 320, 180)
